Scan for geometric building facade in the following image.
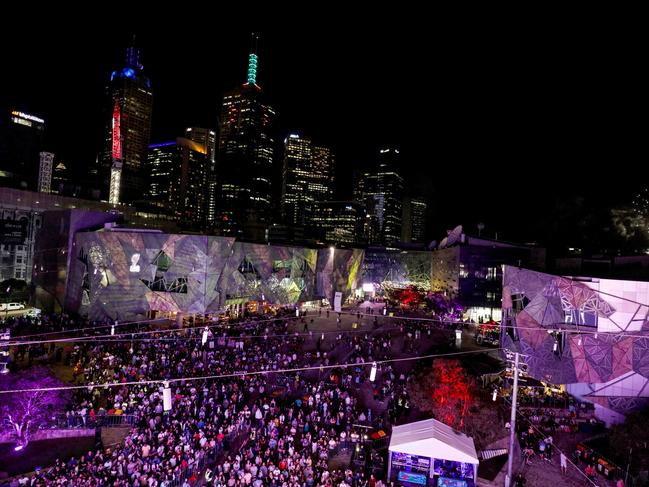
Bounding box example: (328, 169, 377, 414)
(66, 230, 363, 321)
(362, 248, 433, 289)
(501, 266, 649, 423)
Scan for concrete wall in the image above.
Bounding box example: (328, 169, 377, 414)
(0, 428, 94, 444)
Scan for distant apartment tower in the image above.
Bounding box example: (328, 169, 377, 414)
(147, 138, 208, 227)
(0, 110, 46, 190)
(312, 201, 365, 245)
(215, 45, 275, 240)
(355, 148, 404, 246)
(402, 196, 428, 243)
(100, 43, 153, 205)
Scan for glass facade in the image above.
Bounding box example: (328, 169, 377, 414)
(147, 138, 208, 228)
(355, 148, 404, 246)
(216, 83, 275, 239)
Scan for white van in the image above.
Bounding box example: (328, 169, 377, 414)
(0, 303, 25, 311)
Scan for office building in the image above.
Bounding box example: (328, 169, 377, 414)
(147, 138, 209, 228)
(355, 148, 404, 246)
(37, 151, 55, 194)
(215, 48, 275, 240)
(311, 201, 365, 245)
(0, 110, 46, 190)
(402, 196, 428, 243)
(99, 43, 153, 205)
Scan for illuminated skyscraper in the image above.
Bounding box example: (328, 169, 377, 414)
(100, 43, 153, 205)
(281, 134, 312, 226)
(215, 40, 275, 240)
(355, 148, 404, 246)
(281, 135, 335, 228)
(185, 127, 217, 224)
(147, 138, 208, 227)
(311, 145, 335, 201)
(311, 201, 365, 245)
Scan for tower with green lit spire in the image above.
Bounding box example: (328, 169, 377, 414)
(213, 34, 276, 240)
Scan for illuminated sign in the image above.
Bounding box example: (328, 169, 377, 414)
(397, 471, 427, 485)
(11, 111, 44, 124)
(12, 117, 32, 127)
(437, 478, 467, 487)
(0, 219, 28, 245)
(334, 291, 342, 312)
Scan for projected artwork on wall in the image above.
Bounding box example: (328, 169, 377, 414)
(501, 266, 649, 414)
(67, 233, 364, 321)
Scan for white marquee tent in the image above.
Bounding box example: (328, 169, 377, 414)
(388, 418, 479, 484)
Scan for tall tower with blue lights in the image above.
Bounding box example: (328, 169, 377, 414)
(215, 35, 276, 240)
(101, 40, 153, 205)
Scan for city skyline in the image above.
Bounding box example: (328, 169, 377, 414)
(1, 21, 642, 244)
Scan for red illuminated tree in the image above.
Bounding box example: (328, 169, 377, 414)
(409, 359, 476, 429)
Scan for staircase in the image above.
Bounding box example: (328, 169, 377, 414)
(479, 448, 508, 460)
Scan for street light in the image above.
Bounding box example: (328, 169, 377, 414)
(504, 350, 523, 487)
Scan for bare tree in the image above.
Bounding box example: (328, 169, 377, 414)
(0, 366, 69, 448)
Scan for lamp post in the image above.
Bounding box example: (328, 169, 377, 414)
(4, 286, 11, 320)
(506, 351, 520, 486)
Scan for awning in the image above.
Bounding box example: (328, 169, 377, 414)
(389, 418, 479, 464)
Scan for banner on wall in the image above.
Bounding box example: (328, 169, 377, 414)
(334, 291, 342, 312)
(0, 219, 27, 245)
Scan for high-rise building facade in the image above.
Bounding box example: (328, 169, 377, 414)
(0, 110, 46, 190)
(185, 127, 217, 224)
(311, 145, 335, 201)
(402, 196, 428, 243)
(311, 201, 365, 245)
(37, 151, 55, 193)
(355, 148, 404, 246)
(100, 44, 153, 205)
(215, 50, 275, 240)
(281, 135, 335, 228)
(281, 134, 312, 226)
(147, 137, 208, 227)
(50, 162, 68, 195)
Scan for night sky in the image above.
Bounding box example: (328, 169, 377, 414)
(1, 15, 642, 245)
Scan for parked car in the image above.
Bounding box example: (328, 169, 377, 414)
(0, 302, 25, 311)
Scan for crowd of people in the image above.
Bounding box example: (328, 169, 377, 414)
(1, 308, 427, 486)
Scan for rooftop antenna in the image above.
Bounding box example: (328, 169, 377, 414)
(247, 33, 259, 85)
(125, 34, 142, 70)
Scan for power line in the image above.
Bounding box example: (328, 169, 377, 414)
(5, 310, 649, 348)
(2, 314, 307, 346)
(0, 348, 502, 395)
